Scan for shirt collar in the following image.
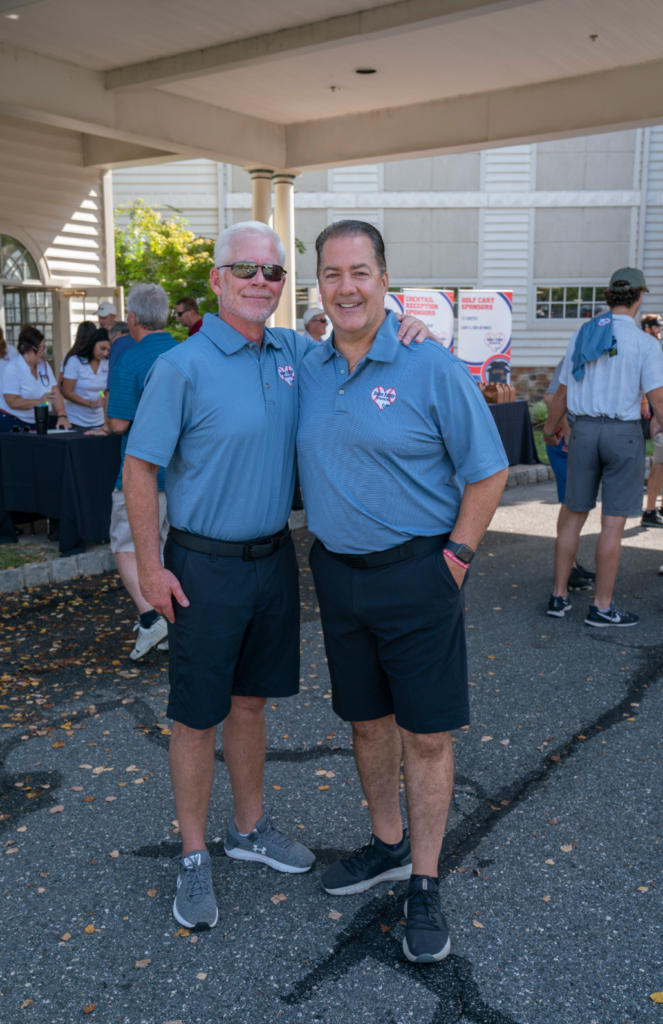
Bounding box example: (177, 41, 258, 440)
(200, 312, 283, 354)
(320, 310, 400, 365)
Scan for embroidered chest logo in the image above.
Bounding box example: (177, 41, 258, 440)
(278, 365, 295, 387)
(371, 386, 397, 411)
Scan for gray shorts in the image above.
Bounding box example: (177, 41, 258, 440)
(110, 489, 169, 555)
(565, 416, 645, 518)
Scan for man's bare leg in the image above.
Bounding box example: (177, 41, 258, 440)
(113, 550, 153, 616)
(222, 695, 267, 834)
(351, 716, 403, 844)
(552, 507, 590, 597)
(169, 721, 217, 854)
(399, 728, 454, 877)
(646, 463, 663, 511)
(594, 514, 628, 610)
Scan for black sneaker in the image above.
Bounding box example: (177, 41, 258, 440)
(584, 602, 639, 628)
(575, 561, 596, 581)
(567, 567, 592, 592)
(547, 594, 572, 617)
(320, 833, 412, 896)
(403, 876, 450, 963)
(641, 509, 663, 528)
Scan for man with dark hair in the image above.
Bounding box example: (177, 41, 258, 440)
(641, 314, 663, 527)
(298, 220, 509, 964)
(175, 297, 203, 336)
(642, 313, 663, 341)
(545, 267, 663, 625)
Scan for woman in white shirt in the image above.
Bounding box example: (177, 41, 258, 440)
(60, 328, 110, 429)
(3, 326, 70, 429)
(0, 327, 18, 405)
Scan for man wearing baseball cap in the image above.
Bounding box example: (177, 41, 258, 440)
(302, 307, 329, 343)
(642, 313, 663, 341)
(544, 267, 663, 626)
(97, 302, 117, 332)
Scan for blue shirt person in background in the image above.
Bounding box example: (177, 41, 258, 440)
(297, 220, 508, 964)
(122, 221, 433, 933)
(106, 284, 177, 662)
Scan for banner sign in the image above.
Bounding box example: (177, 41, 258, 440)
(385, 290, 455, 351)
(457, 290, 512, 382)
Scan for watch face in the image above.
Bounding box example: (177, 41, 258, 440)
(455, 545, 474, 563)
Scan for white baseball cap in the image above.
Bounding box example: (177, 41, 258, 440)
(303, 306, 326, 327)
(96, 301, 116, 317)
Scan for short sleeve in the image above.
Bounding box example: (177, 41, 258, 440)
(546, 358, 564, 394)
(107, 359, 141, 422)
(558, 334, 578, 387)
(641, 338, 663, 394)
(62, 356, 81, 380)
(3, 362, 20, 394)
(432, 360, 508, 483)
(124, 356, 191, 469)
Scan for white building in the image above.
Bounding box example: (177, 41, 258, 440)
(114, 125, 663, 398)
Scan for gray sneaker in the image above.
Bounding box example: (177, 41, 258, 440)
(169, 849, 218, 929)
(224, 809, 315, 874)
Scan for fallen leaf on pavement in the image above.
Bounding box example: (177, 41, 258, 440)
(315, 770, 326, 777)
(325, 771, 336, 778)
(105, 796, 117, 802)
(134, 778, 144, 785)
(549, 755, 560, 762)
(84, 925, 95, 934)
(20, 999, 33, 1008)
(500, 800, 510, 806)
(545, 859, 555, 866)
(549, 818, 559, 825)
(92, 767, 113, 775)
(638, 886, 649, 892)
(109, 850, 120, 858)
(651, 993, 663, 1003)
(328, 910, 343, 920)
(61, 932, 71, 941)
(173, 928, 189, 937)
(318, 785, 329, 790)
(472, 920, 485, 929)
(78, 765, 93, 770)
(17, 826, 26, 833)
(0, 814, 9, 822)
(37, 887, 45, 893)
(189, 935, 198, 944)
(273, 785, 281, 790)
(379, 924, 391, 933)
(542, 896, 551, 902)
(361, 799, 368, 807)
(83, 797, 95, 803)
(196, 972, 207, 981)
(82, 1006, 96, 1015)
(560, 845, 573, 853)
(125, 765, 139, 772)
(500, 739, 509, 746)
(146, 888, 157, 897)
(49, 805, 64, 814)
(270, 893, 287, 905)
(72, 786, 83, 792)
(135, 959, 151, 969)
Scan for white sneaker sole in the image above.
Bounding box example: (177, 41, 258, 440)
(322, 863, 412, 896)
(224, 845, 313, 873)
(129, 621, 169, 660)
(172, 896, 218, 930)
(547, 603, 571, 618)
(402, 934, 451, 963)
(584, 618, 637, 627)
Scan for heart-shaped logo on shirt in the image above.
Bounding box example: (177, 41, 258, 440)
(371, 386, 397, 411)
(278, 364, 295, 387)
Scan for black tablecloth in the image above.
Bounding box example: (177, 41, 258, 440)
(0, 431, 122, 555)
(489, 400, 539, 466)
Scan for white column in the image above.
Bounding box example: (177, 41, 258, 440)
(273, 172, 297, 330)
(101, 170, 116, 287)
(248, 168, 273, 225)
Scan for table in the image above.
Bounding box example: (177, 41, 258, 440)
(0, 431, 121, 555)
(489, 399, 539, 466)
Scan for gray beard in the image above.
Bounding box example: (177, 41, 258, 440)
(221, 289, 278, 324)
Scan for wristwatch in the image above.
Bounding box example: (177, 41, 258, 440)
(444, 540, 475, 566)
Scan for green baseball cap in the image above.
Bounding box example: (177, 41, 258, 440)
(609, 267, 648, 291)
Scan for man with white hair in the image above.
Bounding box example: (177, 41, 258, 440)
(122, 220, 431, 930)
(106, 283, 178, 660)
(302, 306, 328, 343)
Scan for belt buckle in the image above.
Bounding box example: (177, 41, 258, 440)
(242, 540, 273, 561)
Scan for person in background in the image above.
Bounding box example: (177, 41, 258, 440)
(109, 321, 130, 345)
(106, 284, 177, 660)
(302, 306, 328, 343)
(642, 313, 663, 342)
(57, 321, 97, 386)
(3, 326, 70, 430)
(175, 297, 203, 336)
(60, 329, 110, 430)
(97, 302, 116, 332)
(544, 361, 597, 598)
(640, 314, 663, 527)
(544, 267, 663, 626)
(0, 327, 18, 421)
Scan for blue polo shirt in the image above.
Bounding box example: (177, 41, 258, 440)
(297, 311, 508, 554)
(106, 331, 179, 491)
(125, 312, 315, 541)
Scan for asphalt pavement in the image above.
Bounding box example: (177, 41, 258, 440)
(0, 481, 662, 1024)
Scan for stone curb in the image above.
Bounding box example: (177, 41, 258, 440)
(505, 464, 553, 488)
(0, 548, 116, 594)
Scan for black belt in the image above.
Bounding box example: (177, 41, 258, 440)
(320, 532, 450, 570)
(169, 526, 290, 562)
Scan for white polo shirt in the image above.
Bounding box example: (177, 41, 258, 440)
(61, 353, 109, 427)
(3, 354, 57, 424)
(560, 313, 663, 420)
(0, 344, 18, 411)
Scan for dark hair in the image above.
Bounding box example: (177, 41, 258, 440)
(641, 313, 662, 330)
(17, 325, 44, 355)
(0, 326, 6, 361)
(62, 327, 109, 371)
(315, 220, 387, 277)
(176, 296, 199, 314)
(603, 285, 644, 309)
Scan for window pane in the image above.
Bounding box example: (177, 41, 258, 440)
(565, 303, 579, 318)
(1, 235, 39, 281)
(551, 287, 564, 303)
(551, 303, 564, 318)
(535, 304, 549, 319)
(580, 303, 593, 319)
(566, 287, 578, 302)
(536, 287, 550, 302)
(581, 287, 594, 302)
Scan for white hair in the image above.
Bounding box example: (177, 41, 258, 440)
(126, 283, 169, 331)
(303, 306, 325, 327)
(214, 220, 286, 269)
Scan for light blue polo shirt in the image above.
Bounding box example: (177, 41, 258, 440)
(297, 311, 508, 554)
(125, 312, 315, 541)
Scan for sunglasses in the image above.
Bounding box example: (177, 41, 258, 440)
(217, 262, 287, 282)
(310, 317, 328, 324)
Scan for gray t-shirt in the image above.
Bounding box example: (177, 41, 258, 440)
(559, 313, 663, 420)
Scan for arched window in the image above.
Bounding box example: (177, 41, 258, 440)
(1, 234, 39, 281)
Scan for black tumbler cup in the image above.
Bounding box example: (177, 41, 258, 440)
(34, 405, 49, 435)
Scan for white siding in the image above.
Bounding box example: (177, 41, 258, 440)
(113, 160, 222, 238)
(330, 165, 381, 193)
(0, 113, 107, 287)
(642, 126, 663, 318)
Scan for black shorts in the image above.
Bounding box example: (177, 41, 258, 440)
(309, 539, 469, 735)
(165, 534, 299, 730)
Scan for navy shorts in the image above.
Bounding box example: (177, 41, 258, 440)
(309, 539, 469, 734)
(546, 438, 568, 503)
(165, 534, 299, 730)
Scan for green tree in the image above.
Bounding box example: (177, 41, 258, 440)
(115, 200, 216, 339)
